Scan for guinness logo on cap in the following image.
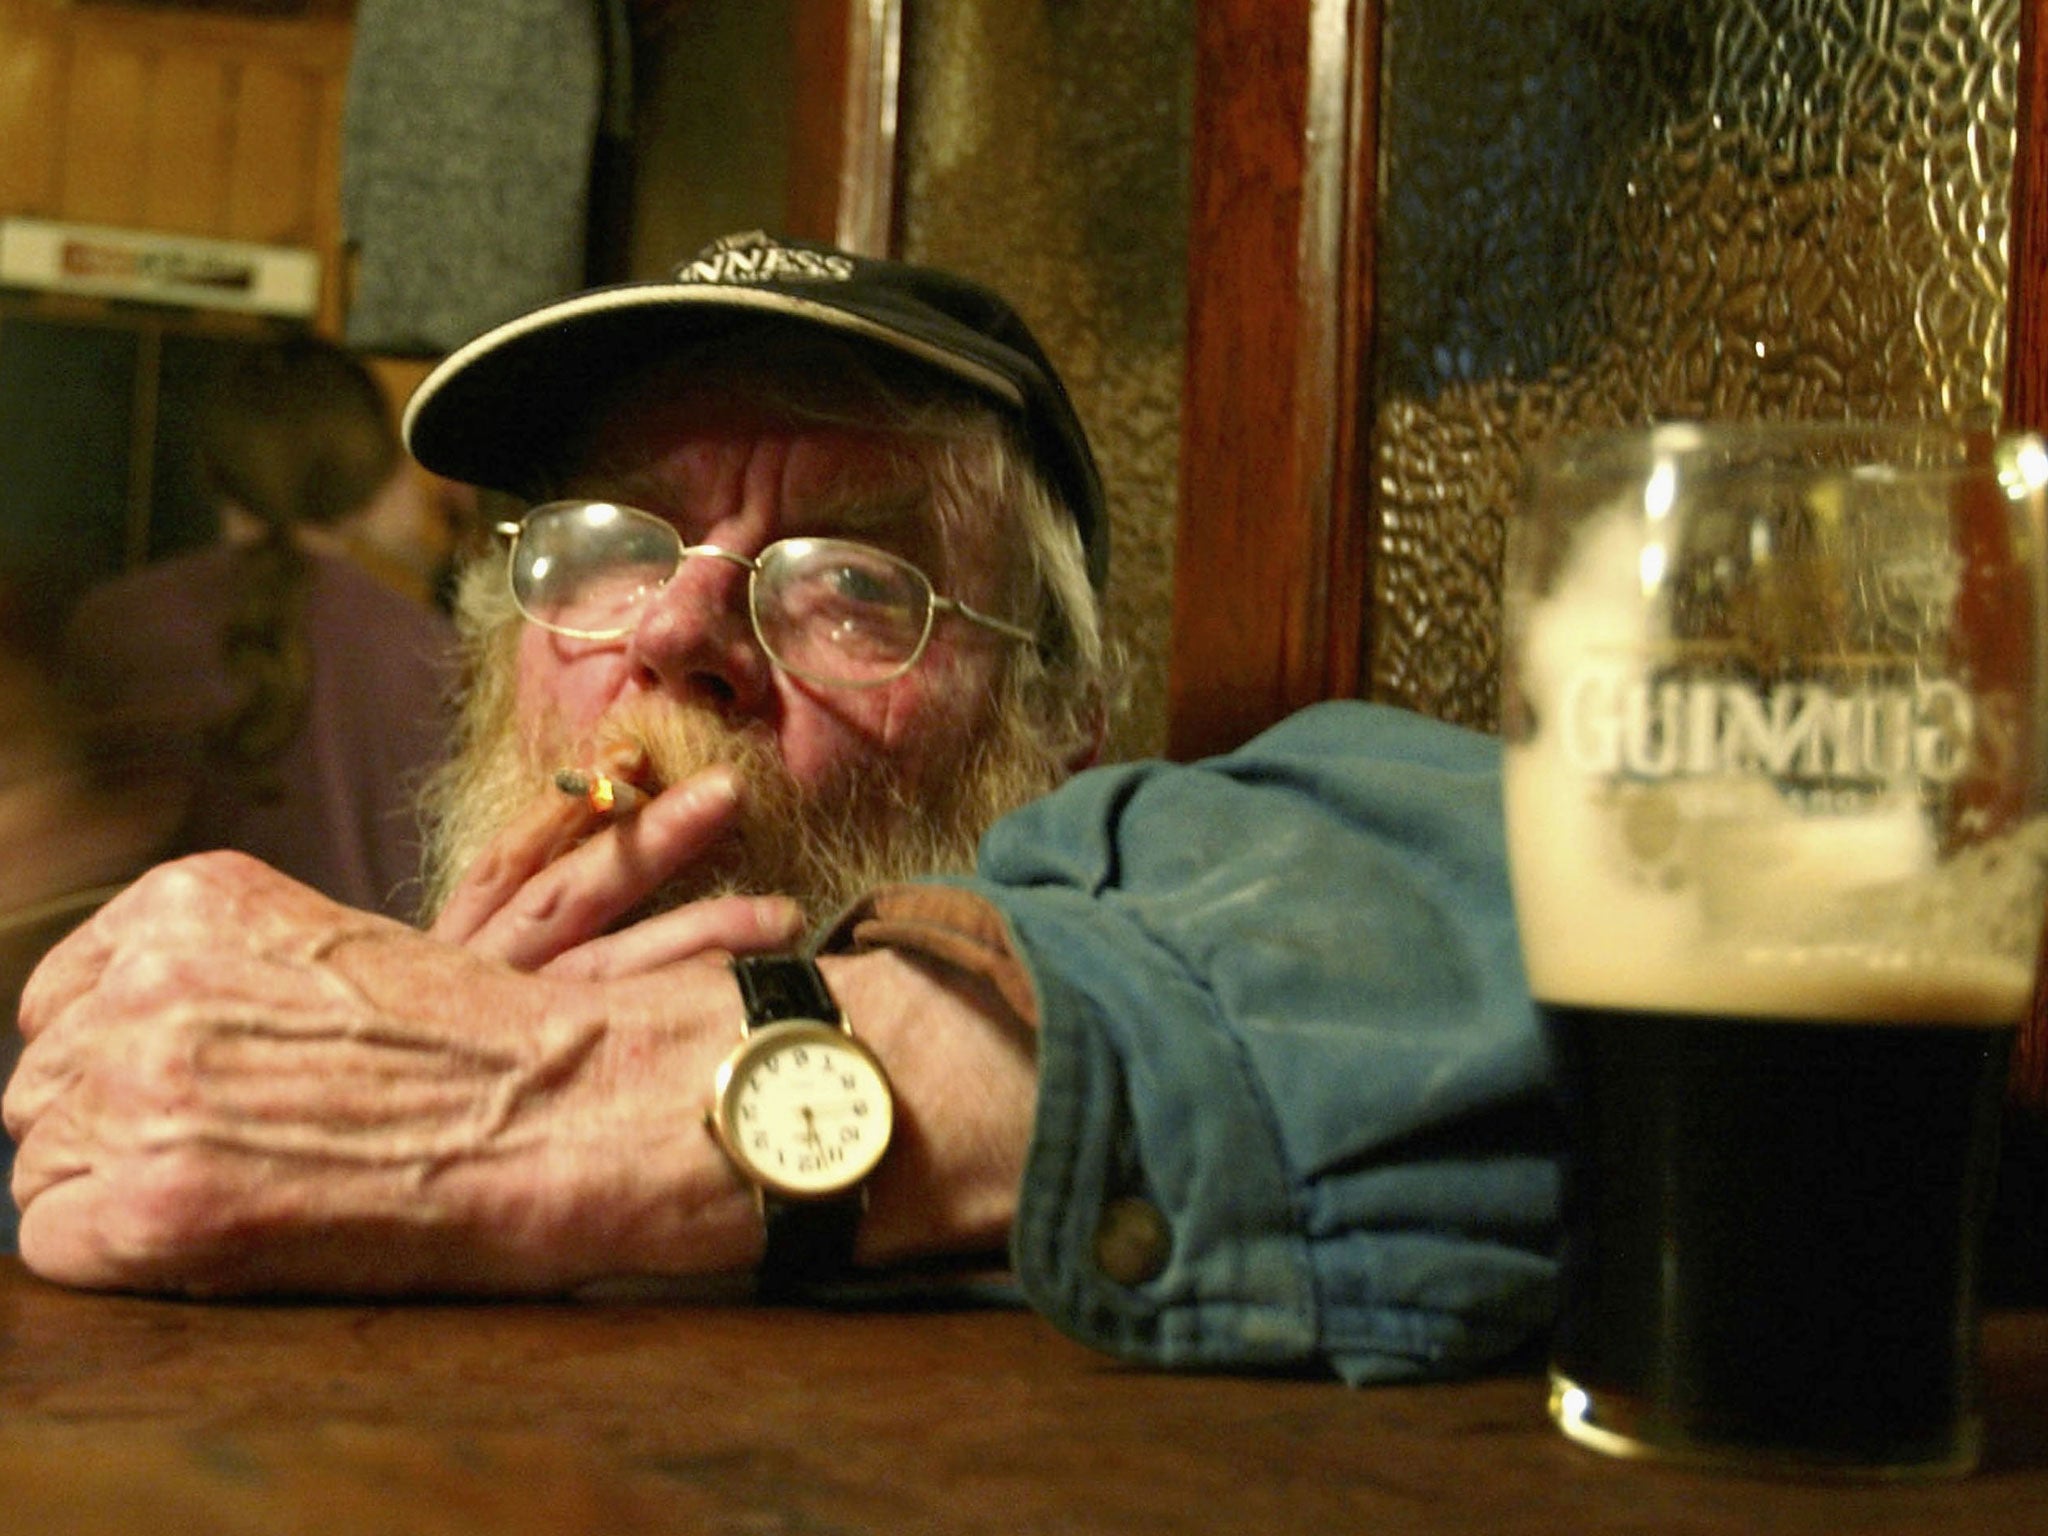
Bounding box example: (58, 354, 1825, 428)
(672, 230, 857, 287)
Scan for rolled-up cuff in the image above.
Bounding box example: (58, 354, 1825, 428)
(818, 883, 1041, 1029)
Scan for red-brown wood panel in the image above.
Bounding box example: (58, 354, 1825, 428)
(787, 0, 854, 245)
(1167, 0, 1378, 761)
(787, 0, 898, 255)
(0, 1, 354, 330)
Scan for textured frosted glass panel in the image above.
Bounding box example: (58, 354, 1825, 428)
(1373, 0, 2019, 730)
(897, 1, 1193, 760)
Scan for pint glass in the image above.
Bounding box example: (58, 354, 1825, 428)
(1503, 422, 2048, 1477)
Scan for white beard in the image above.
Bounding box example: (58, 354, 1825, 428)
(417, 658, 1065, 928)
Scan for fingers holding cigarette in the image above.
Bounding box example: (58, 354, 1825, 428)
(426, 754, 646, 944)
(429, 757, 748, 972)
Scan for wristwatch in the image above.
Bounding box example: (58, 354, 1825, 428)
(709, 954, 896, 1298)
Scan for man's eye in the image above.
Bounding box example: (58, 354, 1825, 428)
(560, 559, 664, 599)
(824, 563, 906, 606)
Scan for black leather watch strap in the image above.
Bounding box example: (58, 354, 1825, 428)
(758, 1193, 865, 1303)
(732, 953, 838, 1029)
(728, 954, 866, 1300)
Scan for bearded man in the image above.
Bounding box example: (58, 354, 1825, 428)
(4, 236, 1557, 1384)
(415, 317, 1110, 969)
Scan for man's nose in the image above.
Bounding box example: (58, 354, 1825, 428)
(623, 550, 774, 711)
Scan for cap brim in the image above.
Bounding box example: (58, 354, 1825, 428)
(403, 283, 1027, 496)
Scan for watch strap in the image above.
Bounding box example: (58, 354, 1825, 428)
(732, 953, 839, 1030)
(758, 1190, 866, 1303)
(728, 954, 865, 1300)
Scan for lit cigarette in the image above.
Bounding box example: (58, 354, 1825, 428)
(553, 768, 649, 815)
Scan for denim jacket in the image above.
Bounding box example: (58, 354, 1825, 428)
(949, 702, 1558, 1383)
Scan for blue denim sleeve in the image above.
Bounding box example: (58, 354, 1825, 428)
(958, 701, 1558, 1384)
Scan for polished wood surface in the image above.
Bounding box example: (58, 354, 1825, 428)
(1, 1258, 2044, 1534)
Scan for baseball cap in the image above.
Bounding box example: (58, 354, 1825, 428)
(403, 230, 1109, 586)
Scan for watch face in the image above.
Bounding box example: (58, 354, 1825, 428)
(712, 1021, 895, 1198)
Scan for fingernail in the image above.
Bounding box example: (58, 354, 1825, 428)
(689, 766, 742, 808)
(598, 741, 649, 779)
(756, 897, 806, 937)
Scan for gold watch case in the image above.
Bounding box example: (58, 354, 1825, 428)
(708, 1019, 895, 1201)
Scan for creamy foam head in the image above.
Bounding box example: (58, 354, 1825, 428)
(1505, 498, 2045, 1026)
(1505, 750, 2037, 1022)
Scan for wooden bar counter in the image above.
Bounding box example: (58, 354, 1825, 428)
(2, 1256, 2044, 1534)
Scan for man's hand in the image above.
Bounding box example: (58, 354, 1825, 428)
(428, 765, 804, 977)
(5, 851, 760, 1295)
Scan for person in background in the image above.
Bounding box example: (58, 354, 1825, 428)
(58, 335, 456, 921)
(6, 236, 1555, 1382)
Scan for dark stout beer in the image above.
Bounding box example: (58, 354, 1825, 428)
(1543, 1002, 2013, 1474)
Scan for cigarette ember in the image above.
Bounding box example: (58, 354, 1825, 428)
(553, 768, 648, 815)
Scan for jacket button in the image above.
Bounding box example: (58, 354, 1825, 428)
(1092, 1196, 1171, 1286)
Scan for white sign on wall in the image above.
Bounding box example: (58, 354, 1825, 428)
(0, 218, 320, 318)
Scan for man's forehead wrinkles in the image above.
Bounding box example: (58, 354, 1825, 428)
(787, 476, 933, 538)
(568, 423, 929, 503)
(561, 445, 765, 537)
(556, 440, 682, 510)
(561, 465, 675, 511)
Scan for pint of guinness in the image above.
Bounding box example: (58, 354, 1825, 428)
(1503, 422, 2048, 1478)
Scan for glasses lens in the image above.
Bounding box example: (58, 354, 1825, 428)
(755, 539, 935, 684)
(514, 502, 679, 638)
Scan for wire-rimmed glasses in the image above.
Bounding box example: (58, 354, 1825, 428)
(495, 499, 1036, 689)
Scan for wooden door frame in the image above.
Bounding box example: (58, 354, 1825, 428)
(787, 0, 902, 255)
(1167, 0, 1376, 762)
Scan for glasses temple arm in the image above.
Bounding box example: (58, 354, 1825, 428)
(935, 596, 1038, 645)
